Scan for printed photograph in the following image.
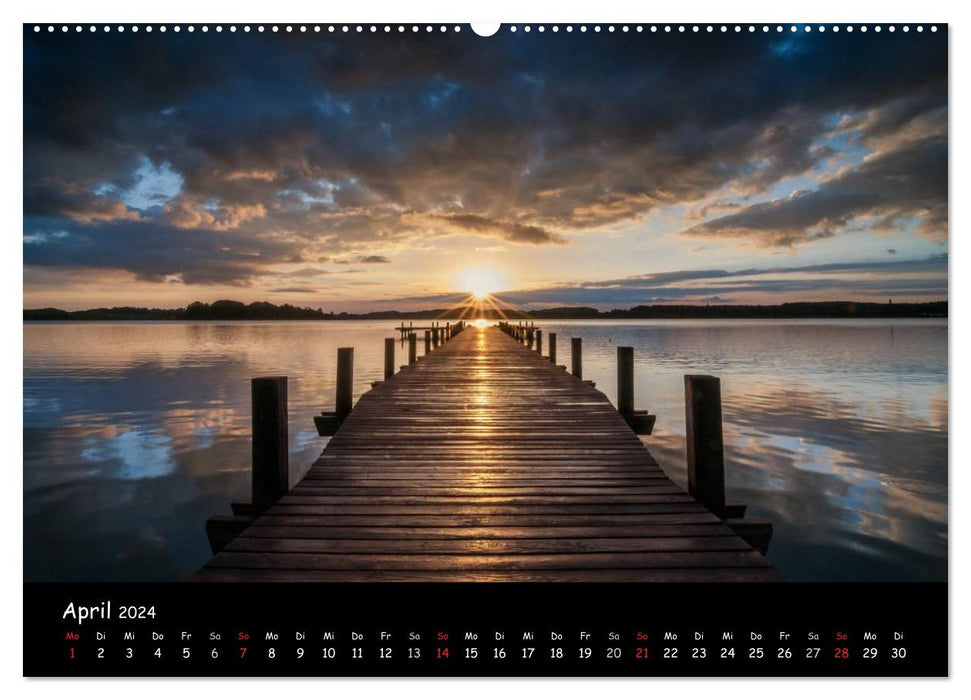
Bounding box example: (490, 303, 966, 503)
(23, 25, 946, 584)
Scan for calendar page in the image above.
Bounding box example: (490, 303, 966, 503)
(22, 20, 948, 677)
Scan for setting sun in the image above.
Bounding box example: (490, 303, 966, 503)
(455, 266, 506, 300)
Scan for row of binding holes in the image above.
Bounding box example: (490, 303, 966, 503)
(33, 25, 464, 33)
(509, 25, 938, 33)
(33, 24, 940, 34)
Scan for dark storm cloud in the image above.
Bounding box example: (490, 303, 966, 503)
(23, 28, 947, 284)
(24, 185, 143, 223)
(682, 136, 948, 246)
(421, 214, 567, 245)
(22, 218, 296, 285)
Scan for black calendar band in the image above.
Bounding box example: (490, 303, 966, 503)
(24, 582, 947, 677)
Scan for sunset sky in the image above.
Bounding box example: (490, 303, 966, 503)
(23, 26, 947, 311)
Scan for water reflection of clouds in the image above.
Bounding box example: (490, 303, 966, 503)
(645, 383, 946, 581)
(724, 385, 947, 486)
(23, 321, 391, 580)
(81, 428, 176, 480)
(23, 396, 61, 413)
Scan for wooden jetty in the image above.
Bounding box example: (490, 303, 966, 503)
(195, 323, 781, 582)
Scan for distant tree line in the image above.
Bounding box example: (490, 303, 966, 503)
(182, 300, 327, 320)
(24, 299, 947, 322)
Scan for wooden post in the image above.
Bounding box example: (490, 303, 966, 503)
(549, 332, 557, 364)
(536, 330, 543, 354)
(571, 338, 582, 379)
(424, 330, 431, 354)
(336, 348, 353, 418)
(684, 375, 726, 518)
(251, 376, 288, 514)
(617, 347, 634, 416)
(408, 333, 417, 364)
(384, 338, 395, 380)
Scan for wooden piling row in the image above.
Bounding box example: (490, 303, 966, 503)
(207, 319, 769, 562)
(199, 325, 779, 580)
(395, 320, 464, 341)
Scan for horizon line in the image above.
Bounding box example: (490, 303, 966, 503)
(23, 297, 949, 315)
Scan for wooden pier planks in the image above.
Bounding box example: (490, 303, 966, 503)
(194, 326, 783, 582)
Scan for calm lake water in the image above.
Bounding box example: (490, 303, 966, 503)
(23, 319, 947, 582)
